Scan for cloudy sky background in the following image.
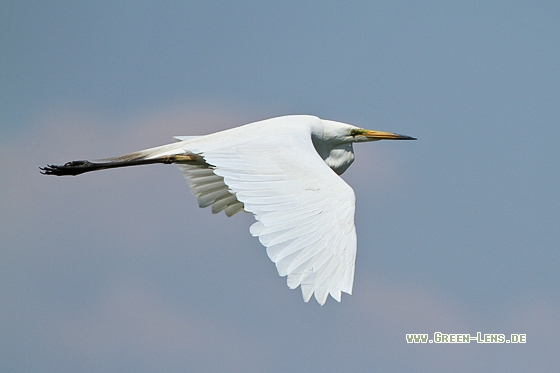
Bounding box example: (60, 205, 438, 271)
(2, 1, 559, 372)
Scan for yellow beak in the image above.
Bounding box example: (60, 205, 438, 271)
(363, 130, 417, 140)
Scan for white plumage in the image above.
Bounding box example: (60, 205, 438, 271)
(42, 115, 415, 305)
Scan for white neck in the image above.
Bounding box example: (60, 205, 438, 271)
(311, 136, 355, 175)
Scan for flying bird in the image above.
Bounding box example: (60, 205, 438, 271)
(41, 115, 415, 305)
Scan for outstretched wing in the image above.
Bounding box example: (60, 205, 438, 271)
(183, 130, 357, 305)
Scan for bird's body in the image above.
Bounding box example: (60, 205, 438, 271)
(42, 115, 415, 304)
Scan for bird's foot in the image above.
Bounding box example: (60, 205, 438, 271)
(40, 160, 96, 176)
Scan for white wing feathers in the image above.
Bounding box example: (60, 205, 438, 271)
(177, 163, 244, 216)
(174, 135, 244, 216)
(172, 123, 357, 305)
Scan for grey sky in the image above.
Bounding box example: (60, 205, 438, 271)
(2, 1, 559, 372)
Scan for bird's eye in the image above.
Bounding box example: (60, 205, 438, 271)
(350, 129, 365, 137)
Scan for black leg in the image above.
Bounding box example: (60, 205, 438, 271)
(40, 154, 200, 176)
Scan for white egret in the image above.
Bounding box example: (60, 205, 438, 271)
(41, 115, 415, 305)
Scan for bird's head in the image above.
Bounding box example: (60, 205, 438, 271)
(313, 119, 416, 175)
(321, 120, 417, 144)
